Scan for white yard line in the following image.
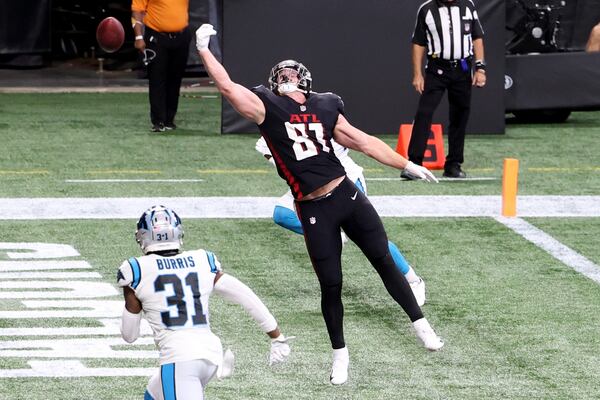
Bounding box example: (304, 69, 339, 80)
(65, 179, 204, 183)
(0, 196, 599, 219)
(495, 216, 600, 284)
(369, 177, 498, 181)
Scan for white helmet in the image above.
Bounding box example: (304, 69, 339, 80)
(135, 205, 184, 254)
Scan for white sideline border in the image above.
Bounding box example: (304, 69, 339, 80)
(0, 196, 598, 285)
(1, 196, 599, 219)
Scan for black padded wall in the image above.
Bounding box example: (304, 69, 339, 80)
(220, 0, 506, 134)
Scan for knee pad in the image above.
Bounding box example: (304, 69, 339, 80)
(273, 205, 303, 234)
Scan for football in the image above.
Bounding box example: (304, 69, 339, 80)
(96, 17, 125, 53)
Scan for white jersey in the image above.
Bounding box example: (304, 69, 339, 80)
(117, 249, 223, 366)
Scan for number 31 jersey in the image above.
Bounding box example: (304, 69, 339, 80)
(252, 85, 346, 200)
(117, 249, 223, 366)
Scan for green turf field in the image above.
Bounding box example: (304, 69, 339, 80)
(0, 92, 599, 399)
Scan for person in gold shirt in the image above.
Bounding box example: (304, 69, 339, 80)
(132, 0, 191, 132)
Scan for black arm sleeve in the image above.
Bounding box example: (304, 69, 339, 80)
(471, 7, 484, 39)
(411, 8, 428, 46)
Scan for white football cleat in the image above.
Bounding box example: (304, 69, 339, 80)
(329, 347, 349, 385)
(413, 318, 444, 351)
(409, 277, 426, 307)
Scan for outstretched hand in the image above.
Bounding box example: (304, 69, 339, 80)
(404, 161, 439, 183)
(196, 24, 217, 52)
(269, 335, 295, 366)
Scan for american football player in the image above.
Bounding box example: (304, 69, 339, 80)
(196, 24, 443, 386)
(255, 136, 427, 307)
(118, 205, 293, 400)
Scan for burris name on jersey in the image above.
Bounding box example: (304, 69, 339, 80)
(156, 256, 196, 270)
(289, 114, 321, 123)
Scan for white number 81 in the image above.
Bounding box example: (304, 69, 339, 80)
(284, 122, 331, 161)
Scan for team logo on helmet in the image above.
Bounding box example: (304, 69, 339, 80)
(135, 205, 184, 254)
(268, 60, 312, 95)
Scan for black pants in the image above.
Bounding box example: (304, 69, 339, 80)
(144, 27, 191, 126)
(295, 178, 423, 349)
(408, 60, 472, 169)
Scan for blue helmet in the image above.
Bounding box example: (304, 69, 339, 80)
(135, 205, 184, 254)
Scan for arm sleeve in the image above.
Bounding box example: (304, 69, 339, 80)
(120, 307, 142, 343)
(472, 8, 485, 39)
(213, 273, 277, 333)
(412, 8, 428, 46)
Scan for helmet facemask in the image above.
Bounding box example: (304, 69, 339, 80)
(268, 60, 312, 95)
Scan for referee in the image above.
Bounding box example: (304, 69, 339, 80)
(404, 0, 486, 179)
(132, 0, 192, 132)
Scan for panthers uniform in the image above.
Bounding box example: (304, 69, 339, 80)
(117, 249, 223, 367)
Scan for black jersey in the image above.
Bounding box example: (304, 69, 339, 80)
(412, 0, 484, 60)
(252, 85, 346, 200)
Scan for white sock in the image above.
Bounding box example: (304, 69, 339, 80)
(332, 346, 349, 361)
(404, 266, 420, 284)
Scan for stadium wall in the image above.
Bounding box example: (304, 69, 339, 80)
(218, 0, 506, 135)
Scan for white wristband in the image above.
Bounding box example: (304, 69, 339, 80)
(135, 35, 144, 40)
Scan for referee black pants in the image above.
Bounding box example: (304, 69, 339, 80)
(295, 178, 423, 349)
(408, 63, 472, 169)
(144, 27, 191, 126)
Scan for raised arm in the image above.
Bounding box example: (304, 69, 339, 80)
(333, 114, 438, 182)
(195, 25, 265, 124)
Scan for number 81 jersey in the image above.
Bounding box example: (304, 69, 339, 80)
(117, 249, 223, 366)
(252, 85, 346, 200)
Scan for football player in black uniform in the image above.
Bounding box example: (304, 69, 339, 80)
(195, 24, 443, 385)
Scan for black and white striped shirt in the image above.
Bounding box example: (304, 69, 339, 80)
(412, 0, 484, 60)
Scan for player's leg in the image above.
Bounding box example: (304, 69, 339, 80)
(408, 72, 447, 166)
(295, 197, 348, 384)
(445, 71, 471, 173)
(150, 360, 217, 400)
(144, 29, 168, 130)
(387, 240, 426, 306)
(145, 370, 161, 400)
(273, 191, 303, 234)
(340, 180, 443, 350)
(165, 28, 191, 128)
(353, 175, 426, 305)
(341, 188, 422, 321)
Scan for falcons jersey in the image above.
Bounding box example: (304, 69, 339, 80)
(252, 85, 346, 200)
(117, 249, 223, 366)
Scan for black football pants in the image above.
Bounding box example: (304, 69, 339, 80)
(295, 178, 423, 349)
(408, 64, 472, 168)
(144, 27, 191, 126)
